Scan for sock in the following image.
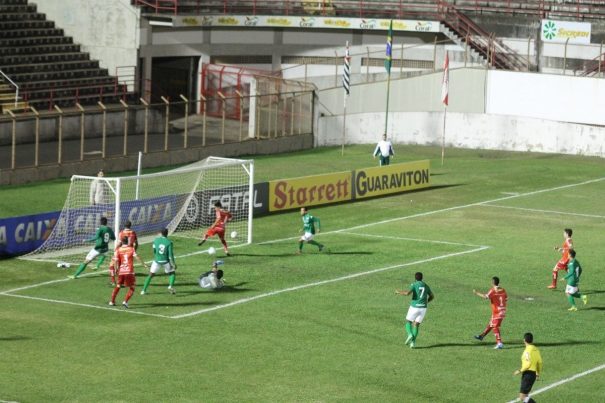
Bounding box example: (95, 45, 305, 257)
(481, 325, 492, 337)
(110, 286, 120, 303)
(74, 263, 87, 277)
(405, 321, 413, 338)
(124, 287, 134, 302)
(168, 273, 176, 288)
(308, 240, 321, 248)
(142, 275, 153, 292)
(220, 238, 228, 252)
(572, 292, 582, 299)
(298, 241, 304, 251)
(551, 269, 558, 286)
(493, 327, 502, 344)
(567, 295, 576, 306)
(95, 255, 106, 269)
(411, 325, 419, 341)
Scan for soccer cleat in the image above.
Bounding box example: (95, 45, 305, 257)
(494, 343, 504, 349)
(67, 275, 77, 280)
(405, 335, 414, 345)
(168, 287, 176, 295)
(409, 341, 415, 349)
(140, 290, 146, 295)
(547, 285, 556, 289)
(582, 295, 588, 305)
(318, 245, 324, 252)
(225, 252, 231, 257)
(474, 335, 484, 341)
(108, 301, 115, 306)
(295, 250, 302, 255)
(122, 302, 129, 309)
(197, 240, 206, 246)
(568, 306, 578, 312)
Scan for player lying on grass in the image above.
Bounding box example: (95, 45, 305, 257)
(562, 249, 588, 311)
(110, 236, 147, 308)
(548, 228, 573, 289)
(69, 216, 115, 279)
(473, 276, 508, 349)
(198, 201, 233, 256)
(297, 207, 324, 254)
(199, 260, 225, 289)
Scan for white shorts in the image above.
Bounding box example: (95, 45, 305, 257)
(406, 306, 428, 323)
(200, 274, 224, 289)
(85, 248, 104, 262)
(150, 261, 174, 274)
(565, 285, 579, 295)
(300, 232, 314, 242)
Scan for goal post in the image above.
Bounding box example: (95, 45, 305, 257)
(23, 157, 254, 263)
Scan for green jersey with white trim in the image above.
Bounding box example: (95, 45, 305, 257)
(93, 225, 115, 253)
(409, 280, 432, 308)
(153, 236, 174, 264)
(565, 258, 582, 287)
(302, 213, 320, 234)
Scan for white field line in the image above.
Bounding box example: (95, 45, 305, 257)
(1, 270, 106, 294)
(342, 232, 485, 248)
(259, 176, 605, 245)
(5, 176, 602, 317)
(171, 246, 489, 319)
(484, 204, 605, 220)
(1, 293, 171, 319)
(506, 363, 605, 403)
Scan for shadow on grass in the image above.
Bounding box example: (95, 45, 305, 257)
(0, 336, 30, 341)
(134, 301, 217, 309)
(585, 306, 605, 311)
(416, 340, 600, 350)
(584, 289, 605, 295)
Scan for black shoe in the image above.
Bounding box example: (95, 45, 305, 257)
(197, 240, 206, 246)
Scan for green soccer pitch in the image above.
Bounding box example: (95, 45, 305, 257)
(1, 145, 605, 402)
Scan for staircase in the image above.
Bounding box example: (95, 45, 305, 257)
(439, 2, 528, 71)
(0, 0, 128, 110)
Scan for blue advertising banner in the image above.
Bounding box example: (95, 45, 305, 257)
(0, 211, 60, 257)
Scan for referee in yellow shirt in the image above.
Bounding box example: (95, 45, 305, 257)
(513, 332, 543, 403)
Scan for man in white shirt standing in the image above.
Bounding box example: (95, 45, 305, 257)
(373, 133, 394, 166)
(90, 169, 107, 205)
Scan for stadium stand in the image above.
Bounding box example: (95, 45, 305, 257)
(0, 0, 129, 112)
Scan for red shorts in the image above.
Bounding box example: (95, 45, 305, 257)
(117, 274, 136, 287)
(489, 317, 504, 328)
(555, 259, 569, 270)
(206, 227, 225, 239)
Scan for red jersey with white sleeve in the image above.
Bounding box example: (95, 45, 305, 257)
(113, 245, 137, 275)
(487, 286, 507, 320)
(117, 228, 138, 249)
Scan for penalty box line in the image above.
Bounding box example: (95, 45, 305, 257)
(170, 245, 489, 319)
(506, 363, 605, 403)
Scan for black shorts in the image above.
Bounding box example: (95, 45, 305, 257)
(520, 371, 537, 394)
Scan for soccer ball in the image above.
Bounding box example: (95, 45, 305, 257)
(208, 247, 216, 255)
(230, 231, 238, 239)
(56, 262, 71, 269)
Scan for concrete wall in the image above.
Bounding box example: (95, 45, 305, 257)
(319, 111, 605, 157)
(35, 0, 139, 77)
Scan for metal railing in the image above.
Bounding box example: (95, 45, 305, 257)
(131, 0, 605, 20)
(0, 69, 20, 108)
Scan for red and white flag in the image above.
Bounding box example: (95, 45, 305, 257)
(441, 52, 449, 106)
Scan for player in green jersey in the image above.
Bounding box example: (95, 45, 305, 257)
(562, 249, 587, 311)
(141, 228, 177, 295)
(69, 216, 116, 279)
(297, 207, 325, 254)
(396, 272, 434, 348)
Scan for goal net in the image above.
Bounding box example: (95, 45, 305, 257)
(23, 156, 254, 263)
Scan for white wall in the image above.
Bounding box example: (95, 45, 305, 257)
(486, 70, 605, 126)
(35, 0, 139, 77)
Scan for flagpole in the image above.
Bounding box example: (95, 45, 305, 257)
(342, 40, 351, 156)
(384, 20, 393, 135)
(384, 71, 391, 135)
(441, 105, 447, 166)
(342, 95, 347, 156)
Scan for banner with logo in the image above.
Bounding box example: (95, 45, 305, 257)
(177, 15, 439, 33)
(541, 20, 591, 44)
(269, 172, 352, 211)
(353, 160, 430, 199)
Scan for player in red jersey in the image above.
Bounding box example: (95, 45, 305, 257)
(548, 228, 573, 289)
(197, 201, 233, 256)
(109, 221, 139, 286)
(109, 236, 147, 308)
(473, 276, 508, 349)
